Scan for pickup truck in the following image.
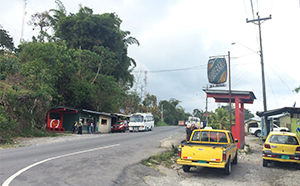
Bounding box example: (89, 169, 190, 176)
(249, 124, 289, 137)
(177, 129, 238, 175)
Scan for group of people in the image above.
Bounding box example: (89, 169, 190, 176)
(72, 121, 94, 134)
(186, 123, 196, 142)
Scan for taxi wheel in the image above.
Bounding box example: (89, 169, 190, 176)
(263, 159, 268, 167)
(232, 152, 238, 164)
(224, 159, 231, 175)
(182, 165, 191, 172)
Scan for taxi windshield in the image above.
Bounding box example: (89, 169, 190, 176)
(268, 135, 299, 145)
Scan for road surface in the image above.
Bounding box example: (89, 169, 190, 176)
(0, 126, 185, 186)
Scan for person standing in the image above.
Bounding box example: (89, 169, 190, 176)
(186, 123, 196, 142)
(89, 122, 94, 134)
(77, 121, 82, 134)
(72, 121, 77, 134)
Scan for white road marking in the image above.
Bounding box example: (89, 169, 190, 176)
(2, 144, 120, 186)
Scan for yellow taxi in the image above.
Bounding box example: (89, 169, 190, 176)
(262, 131, 300, 169)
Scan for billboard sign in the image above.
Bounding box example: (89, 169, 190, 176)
(207, 58, 227, 84)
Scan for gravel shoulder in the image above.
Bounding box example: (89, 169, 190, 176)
(145, 135, 300, 186)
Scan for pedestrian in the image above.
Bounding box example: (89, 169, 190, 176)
(186, 123, 196, 142)
(72, 121, 77, 134)
(89, 122, 94, 134)
(77, 121, 82, 134)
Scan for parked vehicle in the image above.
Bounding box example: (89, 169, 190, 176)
(178, 120, 185, 126)
(185, 116, 201, 129)
(111, 120, 128, 133)
(177, 128, 238, 175)
(249, 124, 289, 137)
(262, 131, 300, 169)
(128, 113, 154, 132)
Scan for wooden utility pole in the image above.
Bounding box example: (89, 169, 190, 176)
(246, 12, 271, 137)
(228, 51, 232, 132)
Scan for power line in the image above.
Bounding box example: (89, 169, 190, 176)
(133, 64, 207, 73)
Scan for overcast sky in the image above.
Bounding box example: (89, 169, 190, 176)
(1, 0, 300, 116)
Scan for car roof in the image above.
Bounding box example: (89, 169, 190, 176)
(268, 131, 297, 137)
(193, 129, 230, 133)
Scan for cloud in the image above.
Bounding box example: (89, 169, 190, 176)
(1, 0, 299, 116)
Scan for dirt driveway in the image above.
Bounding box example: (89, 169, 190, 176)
(145, 136, 300, 186)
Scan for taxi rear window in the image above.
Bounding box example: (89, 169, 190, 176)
(268, 135, 299, 145)
(191, 131, 228, 143)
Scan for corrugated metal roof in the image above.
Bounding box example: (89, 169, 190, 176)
(256, 107, 300, 117)
(82, 109, 112, 116)
(204, 89, 256, 99)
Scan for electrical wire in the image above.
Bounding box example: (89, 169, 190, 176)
(265, 68, 279, 107)
(133, 64, 207, 73)
(265, 61, 300, 101)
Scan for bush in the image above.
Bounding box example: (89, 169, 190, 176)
(142, 144, 178, 168)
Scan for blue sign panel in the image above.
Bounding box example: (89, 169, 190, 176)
(207, 58, 227, 84)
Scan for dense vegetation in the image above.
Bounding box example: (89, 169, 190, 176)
(0, 1, 257, 144)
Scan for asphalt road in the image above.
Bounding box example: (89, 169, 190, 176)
(0, 126, 185, 186)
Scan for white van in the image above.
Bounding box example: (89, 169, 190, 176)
(129, 113, 154, 132)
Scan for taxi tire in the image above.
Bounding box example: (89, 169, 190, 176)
(182, 165, 191, 172)
(263, 159, 268, 167)
(224, 159, 231, 175)
(232, 152, 238, 164)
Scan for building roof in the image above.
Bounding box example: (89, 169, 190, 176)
(82, 109, 112, 117)
(244, 117, 261, 123)
(203, 89, 256, 104)
(256, 107, 300, 117)
(50, 106, 78, 113)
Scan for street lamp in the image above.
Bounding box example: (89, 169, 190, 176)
(231, 42, 259, 54)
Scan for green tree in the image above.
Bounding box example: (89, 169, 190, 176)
(159, 98, 185, 125)
(54, 6, 138, 86)
(0, 26, 15, 53)
(28, 11, 52, 42)
(209, 108, 230, 130)
(221, 104, 253, 120)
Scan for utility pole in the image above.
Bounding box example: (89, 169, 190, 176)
(205, 85, 208, 126)
(228, 51, 232, 132)
(161, 104, 164, 124)
(246, 12, 271, 137)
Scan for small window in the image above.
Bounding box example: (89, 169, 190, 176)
(219, 132, 228, 143)
(210, 132, 217, 142)
(101, 119, 107, 125)
(229, 133, 234, 143)
(191, 131, 200, 141)
(201, 131, 209, 142)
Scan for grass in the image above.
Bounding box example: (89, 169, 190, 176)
(142, 144, 178, 168)
(0, 129, 68, 148)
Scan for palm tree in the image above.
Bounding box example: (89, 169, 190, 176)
(210, 108, 231, 130)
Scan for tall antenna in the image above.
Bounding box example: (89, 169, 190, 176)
(21, 0, 27, 41)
